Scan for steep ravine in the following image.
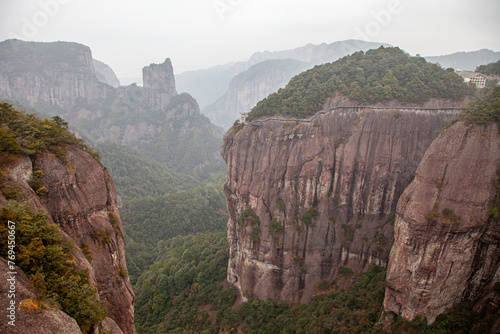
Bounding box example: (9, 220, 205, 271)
(221, 106, 460, 304)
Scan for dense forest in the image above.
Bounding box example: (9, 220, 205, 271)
(134, 230, 388, 333)
(0, 102, 99, 162)
(247, 47, 475, 121)
(95, 141, 198, 200)
(476, 59, 500, 76)
(121, 174, 228, 284)
(133, 232, 494, 333)
(95, 141, 229, 285)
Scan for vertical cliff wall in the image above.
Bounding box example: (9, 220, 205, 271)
(221, 106, 460, 304)
(142, 58, 177, 111)
(384, 121, 500, 325)
(0, 39, 114, 116)
(0, 149, 135, 333)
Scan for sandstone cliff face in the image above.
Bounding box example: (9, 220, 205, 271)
(384, 121, 500, 325)
(0, 149, 135, 333)
(0, 259, 83, 334)
(221, 106, 460, 304)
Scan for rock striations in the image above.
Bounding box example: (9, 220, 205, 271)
(221, 104, 461, 304)
(0, 40, 114, 113)
(384, 121, 500, 325)
(0, 149, 135, 333)
(142, 58, 177, 111)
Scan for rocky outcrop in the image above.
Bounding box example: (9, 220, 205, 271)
(0, 149, 135, 333)
(384, 121, 500, 325)
(204, 59, 307, 129)
(0, 39, 114, 116)
(0, 259, 82, 334)
(142, 58, 177, 111)
(221, 104, 461, 304)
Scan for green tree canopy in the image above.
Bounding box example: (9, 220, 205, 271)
(247, 47, 475, 121)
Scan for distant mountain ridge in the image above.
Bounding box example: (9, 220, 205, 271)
(177, 43, 499, 129)
(248, 39, 392, 64)
(176, 40, 391, 111)
(178, 39, 391, 128)
(425, 48, 500, 71)
(93, 59, 120, 87)
(203, 59, 309, 129)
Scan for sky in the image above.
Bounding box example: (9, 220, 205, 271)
(0, 0, 499, 82)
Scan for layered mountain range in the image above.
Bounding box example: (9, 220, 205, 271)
(0, 39, 223, 178)
(178, 40, 391, 129)
(1, 38, 499, 332)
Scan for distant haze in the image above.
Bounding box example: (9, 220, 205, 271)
(1, 0, 499, 81)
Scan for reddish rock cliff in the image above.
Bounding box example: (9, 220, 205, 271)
(0, 149, 135, 333)
(384, 121, 500, 325)
(221, 106, 460, 304)
(0, 258, 83, 334)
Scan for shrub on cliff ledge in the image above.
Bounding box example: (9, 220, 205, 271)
(0, 203, 106, 333)
(302, 207, 318, 227)
(248, 47, 474, 121)
(238, 207, 260, 226)
(459, 86, 500, 125)
(0, 103, 100, 162)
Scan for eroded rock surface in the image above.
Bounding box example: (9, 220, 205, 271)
(0, 259, 83, 334)
(221, 106, 460, 304)
(1, 149, 135, 333)
(384, 121, 500, 324)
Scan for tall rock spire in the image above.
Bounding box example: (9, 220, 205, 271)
(142, 58, 177, 111)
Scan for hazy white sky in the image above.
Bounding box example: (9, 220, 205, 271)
(1, 0, 499, 81)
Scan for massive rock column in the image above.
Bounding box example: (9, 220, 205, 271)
(142, 58, 177, 111)
(384, 121, 500, 325)
(221, 106, 459, 304)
